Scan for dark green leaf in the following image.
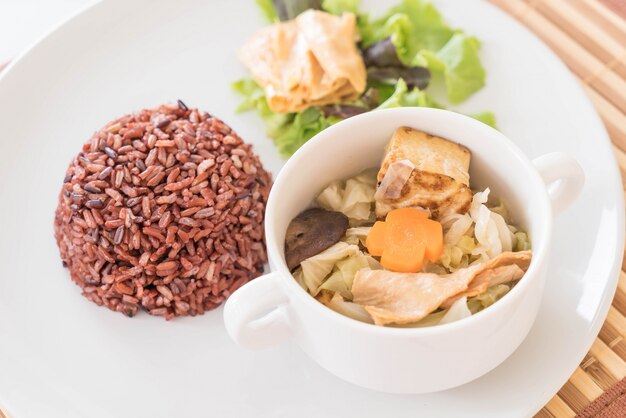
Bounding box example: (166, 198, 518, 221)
(367, 66, 430, 90)
(362, 37, 403, 67)
(273, 0, 321, 20)
(320, 104, 367, 119)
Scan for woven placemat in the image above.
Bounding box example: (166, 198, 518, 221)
(0, 1, 625, 418)
(487, 1, 626, 417)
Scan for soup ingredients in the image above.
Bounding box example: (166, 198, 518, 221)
(468, 284, 511, 312)
(234, 0, 496, 157)
(315, 169, 377, 225)
(352, 266, 474, 326)
(440, 250, 531, 309)
(441, 188, 524, 270)
(439, 296, 472, 325)
(375, 127, 472, 219)
(285, 208, 349, 270)
(290, 169, 530, 327)
(287, 129, 531, 327)
(238, 10, 366, 113)
(292, 241, 378, 295)
(352, 250, 531, 325)
(469, 188, 513, 257)
(378, 127, 470, 186)
(318, 251, 379, 298)
(326, 293, 375, 324)
(365, 208, 442, 273)
(54, 103, 272, 319)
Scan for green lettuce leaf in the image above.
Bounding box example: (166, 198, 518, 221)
(359, 0, 485, 104)
(376, 79, 495, 129)
(470, 111, 497, 129)
(271, 107, 331, 156)
(231, 78, 266, 112)
(232, 79, 333, 156)
(322, 0, 360, 15)
(418, 34, 485, 103)
(243, 106, 332, 157)
(232, 78, 291, 143)
(255, 0, 279, 22)
(360, 0, 453, 58)
(376, 78, 439, 109)
(239, 0, 493, 157)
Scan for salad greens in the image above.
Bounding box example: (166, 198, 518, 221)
(321, 0, 360, 15)
(237, 0, 495, 157)
(232, 79, 338, 156)
(256, 0, 279, 21)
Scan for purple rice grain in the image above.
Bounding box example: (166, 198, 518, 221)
(54, 103, 271, 320)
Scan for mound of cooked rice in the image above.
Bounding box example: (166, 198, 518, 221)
(54, 102, 271, 319)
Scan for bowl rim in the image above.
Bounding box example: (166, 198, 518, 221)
(265, 107, 552, 337)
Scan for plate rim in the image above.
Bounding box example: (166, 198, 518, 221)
(0, 0, 623, 416)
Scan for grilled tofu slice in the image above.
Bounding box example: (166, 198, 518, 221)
(375, 127, 472, 220)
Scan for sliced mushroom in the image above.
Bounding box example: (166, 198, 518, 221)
(285, 208, 349, 271)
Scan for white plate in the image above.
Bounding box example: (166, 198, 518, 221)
(0, 0, 623, 417)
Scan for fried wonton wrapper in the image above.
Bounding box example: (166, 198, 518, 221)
(375, 127, 473, 220)
(351, 250, 532, 326)
(238, 10, 366, 113)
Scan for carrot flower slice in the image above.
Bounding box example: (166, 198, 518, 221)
(365, 208, 443, 272)
(365, 221, 387, 257)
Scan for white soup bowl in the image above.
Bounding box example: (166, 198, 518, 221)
(223, 107, 584, 394)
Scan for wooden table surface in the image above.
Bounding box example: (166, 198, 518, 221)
(599, 0, 626, 19)
(486, 1, 626, 417)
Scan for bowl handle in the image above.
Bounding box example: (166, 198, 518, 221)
(532, 152, 585, 215)
(223, 272, 293, 349)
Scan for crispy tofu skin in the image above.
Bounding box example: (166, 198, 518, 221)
(238, 10, 366, 113)
(352, 250, 531, 326)
(376, 127, 473, 220)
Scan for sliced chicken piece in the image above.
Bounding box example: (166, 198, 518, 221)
(440, 264, 526, 309)
(351, 250, 532, 326)
(375, 127, 472, 220)
(352, 269, 474, 326)
(487, 264, 531, 287)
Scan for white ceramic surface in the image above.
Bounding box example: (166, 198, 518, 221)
(0, 0, 94, 64)
(224, 107, 585, 394)
(0, 0, 623, 416)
